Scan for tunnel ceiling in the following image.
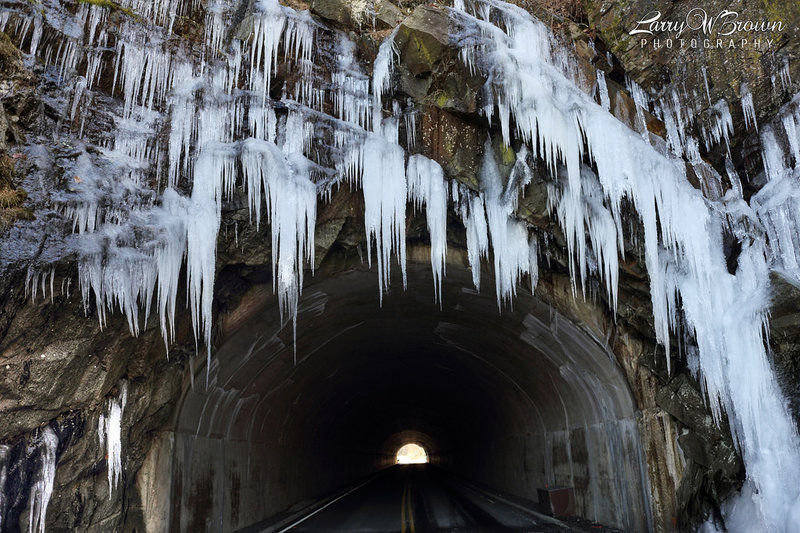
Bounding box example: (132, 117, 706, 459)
(179, 261, 637, 448)
(171, 258, 649, 530)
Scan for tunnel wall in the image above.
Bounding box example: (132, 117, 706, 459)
(141, 262, 653, 532)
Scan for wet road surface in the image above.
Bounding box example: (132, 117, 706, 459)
(281, 465, 570, 532)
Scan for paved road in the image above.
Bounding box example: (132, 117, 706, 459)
(280, 465, 568, 532)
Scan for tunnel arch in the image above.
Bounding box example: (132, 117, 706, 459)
(164, 256, 652, 532)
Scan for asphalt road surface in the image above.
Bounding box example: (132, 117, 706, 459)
(281, 465, 570, 532)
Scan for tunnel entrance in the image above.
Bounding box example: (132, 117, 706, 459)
(396, 443, 429, 464)
(162, 260, 651, 532)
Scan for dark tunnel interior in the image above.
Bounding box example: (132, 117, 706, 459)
(161, 258, 651, 532)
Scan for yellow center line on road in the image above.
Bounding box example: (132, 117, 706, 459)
(401, 480, 407, 533)
(408, 483, 416, 533)
(400, 476, 415, 533)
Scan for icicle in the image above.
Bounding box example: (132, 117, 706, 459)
(98, 382, 128, 496)
(405, 106, 418, 148)
(333, 36, 372, 130)
(702, 66, 712, 105)
(725, 157, 744, 200)
(204, 0, 229, 55)
(167, 61, 198, 188)
(702, 99, 733, 154)
(28, 427, 57, 533)
(781, 110, 800, 166)
(625, 76, 650, 140)
(70, 77, 87, 123)
(780, 57, 792, 91)
(741, 83, 758, 132)
(458, 185, 489, 292)
(596, 70, 610, 112)
(249, 0, 287, 103)
(751, 126, 800, 280)
(117, 0, 190, 28)
(480, 139, 536, 307)
(372, 26, 400, 119)
(456, 5, 800, 529)
(240, 134, 317, 355)
(361, 119, 407, 301)
(115, 36, 173, 119)
(28, 15, 42, 57)
(0, 445, 7, 531)
(555, 165, 620, 310)
(407, 155, 448, 305)
(186, 148, 226, 372)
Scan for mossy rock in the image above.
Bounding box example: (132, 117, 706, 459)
(310, 0, 367, 29)
(0, 31, 22, 76)
(77, 0, 139, 20)
(0, 187, 26, 208)
(395, 6, 450, 77)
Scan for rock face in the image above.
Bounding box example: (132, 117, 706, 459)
(586, 0, 800, 190)
(0, 0, 797, 532)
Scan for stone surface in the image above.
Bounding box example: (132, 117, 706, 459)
(0, 0, 795, 531)
(586, 0, 800, 187)
(395, 6, 451, 77)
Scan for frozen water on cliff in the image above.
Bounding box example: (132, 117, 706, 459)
(6, 0, 800, 528)
(457, 185, 489, 292)
(452, 0, 800, 529)
(361, 118, 408, 301)
(99, 382, 128, 496)
(752, 99, 800, 285)
(408, 155, 448, 304)
(28, 428, 57, 533)
(741, 83, 758, 132)
(480, 140, 537, 308)
(701, 100, 733, 154)
(0, 445, 7, 531)
(596, 70, 610, 112)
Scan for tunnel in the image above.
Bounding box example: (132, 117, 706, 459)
(150, 252, 652, 532)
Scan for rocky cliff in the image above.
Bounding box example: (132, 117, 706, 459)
(0, 0, 798, 531)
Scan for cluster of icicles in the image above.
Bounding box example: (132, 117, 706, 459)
(5, 0, 800, 529)
(0, 386, 126, 533)
(0, 427, 57, 533)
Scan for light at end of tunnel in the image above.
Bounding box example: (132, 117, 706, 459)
(396, 443, 428, 464)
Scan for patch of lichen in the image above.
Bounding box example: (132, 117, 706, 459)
(497, 142, 516, 166)
(0, 154, 33, 228)
(76, 0, 138, 19)
(760, 0, 799, 28)
(582, 0, 633, 59)
(172, 15, 205, 43)
(0, 31, 22, 75)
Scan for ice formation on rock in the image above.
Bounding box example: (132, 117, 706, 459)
(28, 428, 58, 533)
(741, 83, 759, 132)
(3, 0, 800, 529)
(407, 155, 448, 304)
(450, 1, 800, 529)
(0, 445, 8, 531)
(596, 70, 610, 112)
(99, 382, 128, 496)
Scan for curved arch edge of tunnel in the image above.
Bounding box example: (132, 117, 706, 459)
(165, 262, 652, 532)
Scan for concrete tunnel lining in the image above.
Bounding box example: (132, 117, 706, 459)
(167, 260, 652, 531)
